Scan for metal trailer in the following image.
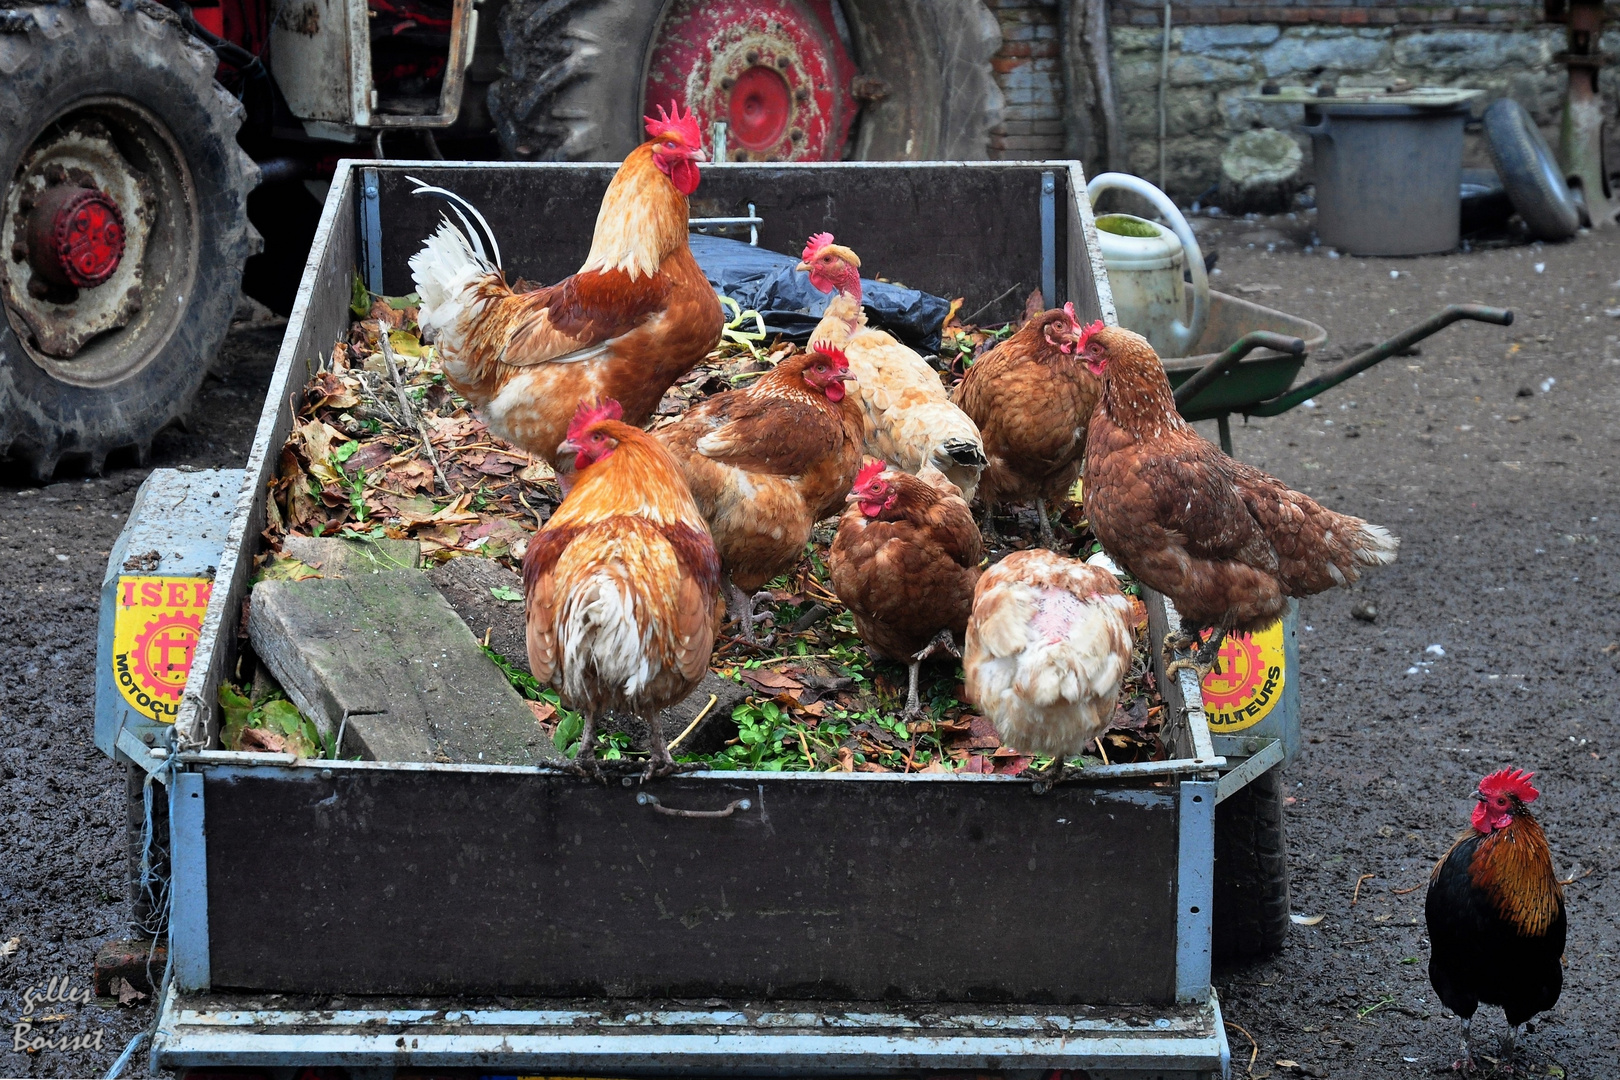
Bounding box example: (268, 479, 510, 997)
(96, 159, 1304, 1079)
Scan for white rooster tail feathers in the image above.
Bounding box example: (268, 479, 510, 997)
(1352, 521, 1400, 566)
(406, 176, 503, 270)
(408, 219, 491, 325)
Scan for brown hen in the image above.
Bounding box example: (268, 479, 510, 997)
(951, 303, 1097, 546)
(829, 464, 983, 718)
(1080, 323, 1398, 674)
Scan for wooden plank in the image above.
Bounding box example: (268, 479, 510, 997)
(248, 568, 558, 765)
(203, 768, 1179, 1004)
(178, 163, 361, 750)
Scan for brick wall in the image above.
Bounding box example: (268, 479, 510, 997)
(1109, 1, 1548, 27)
(985, 0, 1067, 159)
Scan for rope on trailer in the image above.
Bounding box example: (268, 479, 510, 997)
(107, 749, 179, 1080)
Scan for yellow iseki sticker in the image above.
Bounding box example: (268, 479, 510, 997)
(1199, 621, 1286, 732)
(112, 576, 212, 723)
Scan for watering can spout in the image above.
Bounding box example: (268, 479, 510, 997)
(1086, 172, 1210, 358)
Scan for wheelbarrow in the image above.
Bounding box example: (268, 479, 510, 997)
(1166, 299, 1514, 454)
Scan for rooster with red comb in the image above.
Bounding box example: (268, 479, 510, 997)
(1425, 767, 1566, 1073)
(409, 99, 720, 470)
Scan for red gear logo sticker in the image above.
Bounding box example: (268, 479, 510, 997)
(113, 576, 212, 723)
(1198, 622, 1287, 732)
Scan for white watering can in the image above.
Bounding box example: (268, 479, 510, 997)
(1085, 172, 1209, 358)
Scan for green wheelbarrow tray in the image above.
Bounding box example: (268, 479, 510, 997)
(1164, 290, 1325, 422)
(1161, 292, 1514, 452)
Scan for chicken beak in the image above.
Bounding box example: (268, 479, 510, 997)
(795, 260, 811, 273)
(690, 146, 709, 163)
(844, 490, 862, 503)
(1473, 789, 1487, 802)
(558, 438, 580, 458)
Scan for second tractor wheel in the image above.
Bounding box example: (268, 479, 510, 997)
(487, 0, 1001, 163)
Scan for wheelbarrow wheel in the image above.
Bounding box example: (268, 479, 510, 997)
(1213, 765, 1291, 961)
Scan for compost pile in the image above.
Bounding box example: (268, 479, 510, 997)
(248, 282, 1171, 774)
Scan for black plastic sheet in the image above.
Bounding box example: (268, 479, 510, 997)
(690, 234, 951, 353)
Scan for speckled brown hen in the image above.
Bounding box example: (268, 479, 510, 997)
(828, 464, 982, 718)
(1080, 322, 1398, 675)
(951, 303, 1097, 546)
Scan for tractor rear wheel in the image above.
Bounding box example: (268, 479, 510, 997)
(487, 0, 1000, 163)
(0, 0, 259, 479)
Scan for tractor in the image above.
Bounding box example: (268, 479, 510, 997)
(0, 0, 1002, 478)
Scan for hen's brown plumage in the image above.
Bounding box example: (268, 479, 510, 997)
(829, 466, 982, 716)
(952, 307, 1097, 540)
(1081, 325, 1397, 661)
(523, 414, 722, 775)
(656, 348, 865, 640)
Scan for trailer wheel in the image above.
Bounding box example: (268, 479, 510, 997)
(1483, 98, 1580, 242)
(0, 0, 259, 479)
(1212, 766, 1290, 961)
(487, 0, 1000, 162)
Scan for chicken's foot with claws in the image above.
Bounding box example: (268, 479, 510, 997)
(568, 714, 605, 783)
(903, 629, 961, 721)
(641, 711, 677, 782)
(725, 577, 775, 647)
(1030, 753, 1068, 794)
(1036, 498, 1056, 549)
(1164, 624, 1228, 681)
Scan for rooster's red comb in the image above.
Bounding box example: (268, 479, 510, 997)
(567, 397, 624, 442)
(1478, 768, 1539, 803)
(1077, 318, 1105, 351)
(644, 100, 701, 147)
(853, 460, 887, 492)
(802, 232, 836, 262)
(1062, 301, 1081, 329)
(811, 341, 849, 369)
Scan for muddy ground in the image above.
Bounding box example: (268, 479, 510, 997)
(1, 219, 1616, 1078)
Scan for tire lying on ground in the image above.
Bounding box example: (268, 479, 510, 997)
(1482, 98, 1580, 242)
(0, 0, 259, 479)
(1213, 765, 1291, 962)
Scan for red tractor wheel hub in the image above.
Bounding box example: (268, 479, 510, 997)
(644, 0, 858, 162)
(27, 184, 125, 288)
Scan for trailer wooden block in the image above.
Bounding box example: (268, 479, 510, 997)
(248, 568, 559, 765)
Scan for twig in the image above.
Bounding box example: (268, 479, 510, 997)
(753, 653, 830, 666)
(1351, 872, 1376, 906)
(1093, 736, 1111, 766)
(789, 603, 830, 634)
(1224, 1019, 1259, 1076)
(666, 695, 718, 753)
(798, 729, 816, 769)
(1391, 883, 1425, 896)
(516, 487, 546, 531)
(1559, 867, 1595, 887)
(378, 330, 448, 493)
(961, 283, 1022, 326)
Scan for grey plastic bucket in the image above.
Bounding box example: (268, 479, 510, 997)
(1304, 102, 1470, 256)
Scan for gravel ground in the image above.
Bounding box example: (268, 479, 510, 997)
(1198, 217, 1619, 1079)
(1, 219, 1616, 1079)
(0, 324, 280, 1078)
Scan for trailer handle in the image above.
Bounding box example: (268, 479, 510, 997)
(636, 792, 753, 819)
(1173, 330, 1305, 410)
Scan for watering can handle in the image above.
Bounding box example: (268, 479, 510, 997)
(1085, 172, 1209, 357)
(1299, 113, 1332, 138)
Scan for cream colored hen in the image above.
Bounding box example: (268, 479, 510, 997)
(963, 550, 1134, 786)
(797, 233, 986, 501)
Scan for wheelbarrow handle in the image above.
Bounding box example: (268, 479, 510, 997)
(1173, 331, 1306, 409)
(1246, 303, 1513, 418)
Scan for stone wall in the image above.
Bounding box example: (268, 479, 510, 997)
(1110, 21, 1620, 197)
(984, 0, 1067, 158)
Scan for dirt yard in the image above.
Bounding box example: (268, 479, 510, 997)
(1, 219, 1616, 1078)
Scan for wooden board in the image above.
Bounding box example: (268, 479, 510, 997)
(203, 767, 1180, 1004)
